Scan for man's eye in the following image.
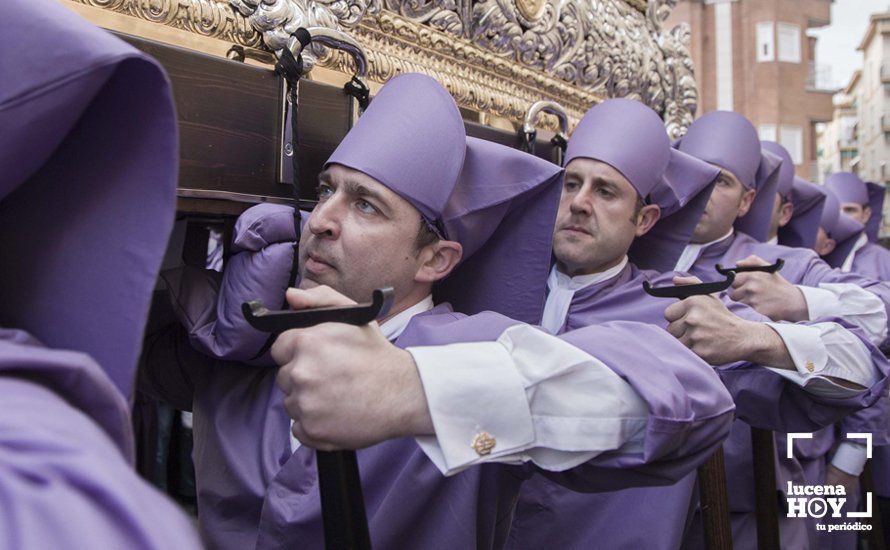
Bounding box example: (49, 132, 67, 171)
(356, 199, 377, 214)
(317, 185, 334, 200)
(596, 188, 614, 198)
(564, 181, 580, 191)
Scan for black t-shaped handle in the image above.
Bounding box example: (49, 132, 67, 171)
(242, 287, 394, 550)
(642, 272, 736, 300)
(242, 287, 395, 332)
(715, 258, 784, 276)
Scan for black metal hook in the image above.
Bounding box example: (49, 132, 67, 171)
(242, 287, 395, 333)
(715, 258, 784, 276)
(642, 272, 736, 300)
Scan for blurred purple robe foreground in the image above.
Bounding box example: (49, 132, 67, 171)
(0, 330, 201, 549)
(0, 0, 199, 547)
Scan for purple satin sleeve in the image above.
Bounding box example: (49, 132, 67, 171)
(162, 204, 309, 365)
(0, 331, 200, 549)
(554, 321, 735, 489)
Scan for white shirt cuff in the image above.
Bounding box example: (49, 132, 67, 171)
(831, 441, 869, 476)
(797, 283, 888, 346)
(798, 284, 841, 321)
(409, 325, 649, 476)
(764, 322, 869, 398)
(409, 341, 535, 475)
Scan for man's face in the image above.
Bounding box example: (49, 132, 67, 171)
(552, 158, 659, 276)
(298, 164, 430, 303)
(840, 202, 871, 225)
(815, 227, 836, 257)
(690, 169, 755, 243)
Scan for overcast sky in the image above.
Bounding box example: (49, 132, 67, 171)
(810, 0, 890, 89)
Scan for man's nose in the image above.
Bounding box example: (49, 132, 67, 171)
(307, 197, 342, 238)
(569, 188, 593, 216)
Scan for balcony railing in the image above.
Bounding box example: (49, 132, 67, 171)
(838, 138, 859, 150)
(807, 62, 836, 91)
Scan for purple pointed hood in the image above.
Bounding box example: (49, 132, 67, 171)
(820, 187, 866, 268)
(564, 99, 719, 271)
(436, 137, 563, 323)
(778, 177, 826, 249)
(760, 141, 795, 201)
(825, 172, 885, 242)
(0, 0, 178, 399)
(826, 172, 869, 205)
(326, 73, 563, 324)
(326, 73, 466, 228)
(677, 111, 783, 242)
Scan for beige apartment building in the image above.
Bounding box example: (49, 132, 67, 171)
(818, 12, 890, 237)
(667, 0, 836, 180)
(855, 12, 890, 185)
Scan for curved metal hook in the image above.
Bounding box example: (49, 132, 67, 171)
(302, 27, 369, 78)
(522, 100, 569, 139)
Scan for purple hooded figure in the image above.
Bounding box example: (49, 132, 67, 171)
(506, 100, 890, 550)
(671, 111, 890, 549)
(674, 111, 890, 350)
(779, 176, 827, 250)
(826, 172, 890, 280)
(819, 186, 867, 269)
(142, 76, 738, 549)
(0, 0, 201, 548)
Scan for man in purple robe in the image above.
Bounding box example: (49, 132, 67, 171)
(494, 99, 889, 550)
(768, 163, 890, 548)
(672, 112, 890, 352)
(826, 171, 890, 279)
(0, 0, 202, 547)
(144, 74, 737, 549)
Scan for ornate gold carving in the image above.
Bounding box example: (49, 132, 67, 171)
(66, 0, 697, 135)
(69, 0, 264, 47)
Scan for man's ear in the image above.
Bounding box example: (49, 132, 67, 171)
(415, 240, 463, 284)
(778, 201, 794, 228)
(635, 204, 661, 237)
(863, 205, 873, 224)
(737, 187, 757, 217)
(816, 237, 837, 257)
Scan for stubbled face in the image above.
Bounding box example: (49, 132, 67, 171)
(815, 227, 836, 257)
(841, 202, 871, 225)
(690, 169, 753, 243)
(552, 158, 653, 277)
(298, 164, 428, 303)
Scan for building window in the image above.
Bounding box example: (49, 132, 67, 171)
(756, 22, 775, 62)
(758, 124, 777, 142)
(779, 125, 803, 164)
(777, 23, 801, 64)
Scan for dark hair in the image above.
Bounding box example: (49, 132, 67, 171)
(413, 218, 440, 251)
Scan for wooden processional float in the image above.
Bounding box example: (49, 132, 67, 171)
(60, 1, 756, 549)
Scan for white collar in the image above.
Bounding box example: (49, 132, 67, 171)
(766, 235, 778, 245)
(540, 257, 628, 335)
(841, 233, 869, 273)
(675, 228, 735, 272)
(379, 294, 435, 341)
(549, 256, 629, 292)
